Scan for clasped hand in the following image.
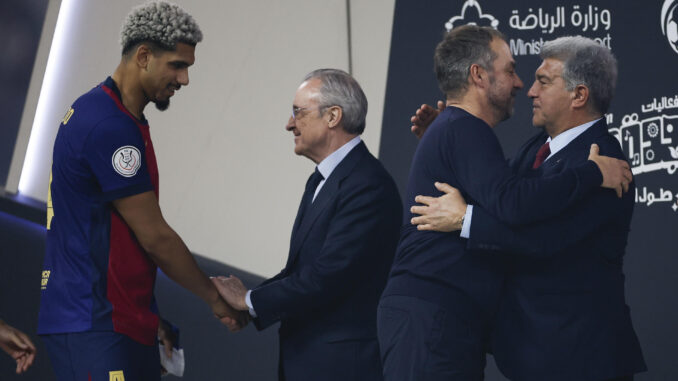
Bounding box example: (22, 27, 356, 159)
(210, 275, 251, 330)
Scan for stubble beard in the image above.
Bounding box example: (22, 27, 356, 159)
(487, 75, 514, 123)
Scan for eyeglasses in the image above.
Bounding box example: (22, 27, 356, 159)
(292, 106, 313, 120)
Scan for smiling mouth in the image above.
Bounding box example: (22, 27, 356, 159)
(168, 85, 180, 94)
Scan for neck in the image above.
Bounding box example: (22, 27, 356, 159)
(309, 132, 358, 164)
(447, 90, 501, 128)
(111, 61, 149, 119)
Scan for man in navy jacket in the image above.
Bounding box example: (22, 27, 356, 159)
(378, 26, 632, 381)
(411, 37, 646, 381)
(212, 69, 401, 380)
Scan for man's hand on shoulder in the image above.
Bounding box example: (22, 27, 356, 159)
(410, 100, 445, 139)
(588, 144, 633, 198)
(410, 182, 467, 232)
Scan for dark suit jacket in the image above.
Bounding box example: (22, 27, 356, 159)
(467, 120, 646, 381)
(250, 142, 402, 381)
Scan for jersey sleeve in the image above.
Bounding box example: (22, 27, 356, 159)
(83, 116, 154, 201)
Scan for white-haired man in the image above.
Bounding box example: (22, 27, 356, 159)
(212, 69, 402, 380)
(38, 3, 242, 380)
(411, 36, 646, 381)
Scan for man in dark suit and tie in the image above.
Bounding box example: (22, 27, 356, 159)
(377, 26, 633, 381)
(212, 69, 402, 380)
(411, 36, 646, 381)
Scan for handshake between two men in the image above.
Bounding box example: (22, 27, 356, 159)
(210, 276, 251, 328)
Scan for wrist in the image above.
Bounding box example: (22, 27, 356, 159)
(239, 295, 248, 311)
(206, 287, 223, 309)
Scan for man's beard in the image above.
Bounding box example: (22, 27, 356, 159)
(488, 77, 514, 122)
(155, 99, 170, 111)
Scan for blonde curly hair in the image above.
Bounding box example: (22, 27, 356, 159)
(120, 1, 202, 54)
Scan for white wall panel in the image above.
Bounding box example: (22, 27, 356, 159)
(9, 0, 395, 277)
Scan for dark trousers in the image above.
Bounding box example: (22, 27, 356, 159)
(42, 331, 160, 381)
(278, 334, 383, 381)
(377, 295, 490, 381)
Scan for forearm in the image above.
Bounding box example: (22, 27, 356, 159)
(467, 188, 628, 257)
(144, 227, 219, 306)
(478, 161, 602, 226)
(113, 192, 241, 326)
(251, 268, 346, 328)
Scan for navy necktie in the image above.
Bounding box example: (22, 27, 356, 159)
(307, 168, 324, 202)
(532, 141, 551, 169)
(298, 168, 324, 222)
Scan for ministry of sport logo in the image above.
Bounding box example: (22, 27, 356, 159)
(112, 146, 141, 177)
(662, 0, 678, 54)
(444, 0, 499, 31)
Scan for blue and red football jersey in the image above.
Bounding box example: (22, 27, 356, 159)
(38, 77, 161, 345)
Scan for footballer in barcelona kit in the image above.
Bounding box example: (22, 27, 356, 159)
(38, 77, 163, 380)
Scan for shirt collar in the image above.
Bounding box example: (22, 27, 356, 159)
(103, 76, 148, 124)
(546, 118, 601, 159)
(317, 136, 361, 180)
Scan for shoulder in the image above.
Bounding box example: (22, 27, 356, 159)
(344, 154, 400, 203)
(68, 87, 133, 134)
(428, 108, 490, 136)
(442, 112, 496, 147)
(419, 110, 496, 158)
(71, 85, 119, 118)
(595, 132, 625, 158)
(87, 115, 142, 145)
(348, 144, 387, 177)
(576, 124, 625, 160)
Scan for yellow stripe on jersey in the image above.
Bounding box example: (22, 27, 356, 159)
(47, 170, 54, 230)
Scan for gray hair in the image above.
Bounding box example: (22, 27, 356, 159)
(540, 36, 617, 114)
(434, 25, 506, 99)
(304, 69, 368, 135)
(120, 1, 203, 55)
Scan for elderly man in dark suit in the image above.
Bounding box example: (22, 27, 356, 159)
(411, 36, 646, 381)
(212, 69, 401, 380)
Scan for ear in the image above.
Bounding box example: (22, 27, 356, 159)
(469, 63, 487, 88)
(325, 106, 343, 128)
(135, 44, 152, 69)
(571, 84, 589, 109)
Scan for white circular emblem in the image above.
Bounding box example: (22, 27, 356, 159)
(112, 145, 142, 177)
(662, 0, 678, 54)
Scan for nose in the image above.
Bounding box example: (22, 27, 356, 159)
(286, 115, 295, 131)
(514, 74, 524, 90)
(177, 68, 189, 86)
(527, 81, 538, 98)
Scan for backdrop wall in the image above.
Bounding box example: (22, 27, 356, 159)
(6, 0, 395, 277)
(379, 0, 678, 379)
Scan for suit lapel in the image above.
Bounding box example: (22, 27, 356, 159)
(285, 142, 368, 269)
(290, 172, 318, 241)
